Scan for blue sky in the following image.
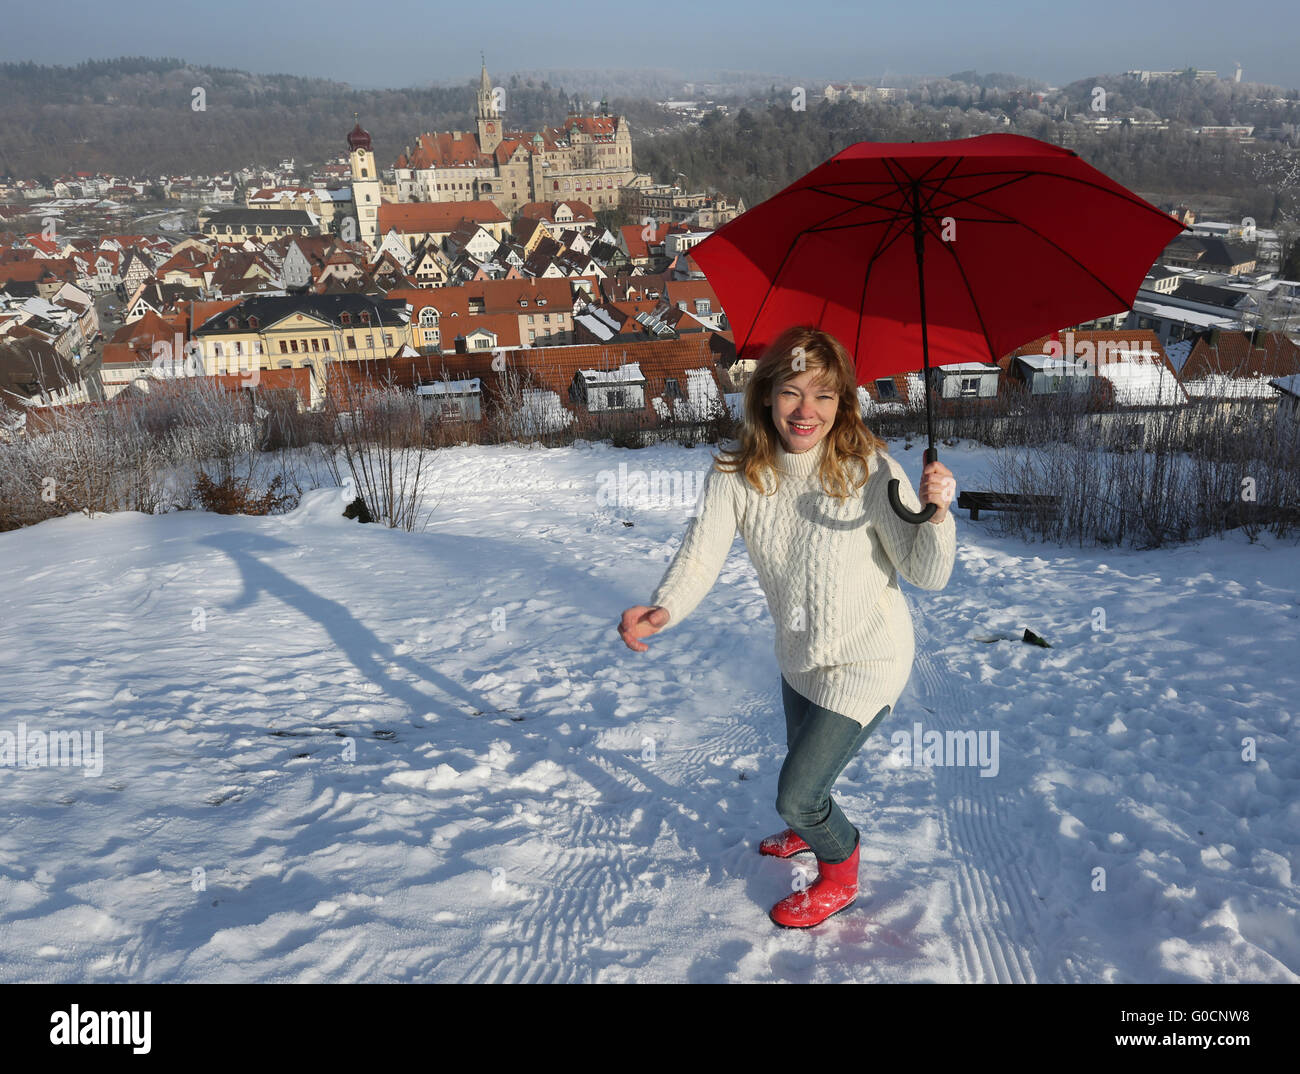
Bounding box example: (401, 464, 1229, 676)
(2, 0, 1296, 90)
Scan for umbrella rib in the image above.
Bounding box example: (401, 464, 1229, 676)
(810, 167, 1180, 231)
(819, 167, 1149, 309)
(923, 166, 1186, 226)
(925, 214, 1001, 364)
(734, 198, 875, 356)
(852, 200, 916, 363)
(929, 186, 1137, 308)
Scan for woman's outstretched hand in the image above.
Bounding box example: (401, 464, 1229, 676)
(618, 605, 670, 652)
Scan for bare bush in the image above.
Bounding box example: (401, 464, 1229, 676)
(984, 396, 1300, 548)
(321, 367, 438, 532)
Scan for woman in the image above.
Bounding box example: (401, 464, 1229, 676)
(617, 324, 958, 929)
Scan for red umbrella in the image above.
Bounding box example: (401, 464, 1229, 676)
(689, 132, 1188, 523)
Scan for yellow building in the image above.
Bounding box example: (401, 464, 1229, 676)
(189, 294, 413, 388)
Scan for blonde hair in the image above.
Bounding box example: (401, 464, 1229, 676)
(711, 324, 888, 499)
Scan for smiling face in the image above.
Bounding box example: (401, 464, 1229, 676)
(768, 368, 839, 453)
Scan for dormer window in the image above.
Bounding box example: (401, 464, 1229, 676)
(227, 317, 238, 329)
(360, 310, 371, 324)
(340, 312, 351, 324)
(247, 316, 259, 329)
(537, 297, 547, 306)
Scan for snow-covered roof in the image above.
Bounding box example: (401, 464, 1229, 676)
(573, 307, 621, 341)
(1096, 353, 1187, 405)
(416, 378, 481, 396)
(650, 367, 718, 421)
(1016, 353, 1090, 373)
(1270, 373, 1300, 398)
(1131, 298, 1238, 329)
(517, 388, 573, 432)
(1184, 375, 1281, 400)
(1164, 339, 1194, 372)
(937, 361, 1000, 372)
(578, 362, 643, 385)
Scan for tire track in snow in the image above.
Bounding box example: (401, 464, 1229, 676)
(909, 604, 1043, 983)
(462, 690, 775, 982)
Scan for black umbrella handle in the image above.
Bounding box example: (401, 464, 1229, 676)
(887, 446, 939, 524)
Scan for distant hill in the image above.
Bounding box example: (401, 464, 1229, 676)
(0, 56, 614, 179)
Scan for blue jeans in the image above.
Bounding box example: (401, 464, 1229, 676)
(775, 675, 891, 864)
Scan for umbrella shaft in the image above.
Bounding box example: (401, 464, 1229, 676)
(912, 181, 935, 454)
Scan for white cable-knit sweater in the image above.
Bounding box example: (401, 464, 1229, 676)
(648, 435, 957, 727)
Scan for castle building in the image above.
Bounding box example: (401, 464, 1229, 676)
(391, 59, 635, 218)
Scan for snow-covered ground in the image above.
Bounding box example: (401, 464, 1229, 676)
(1, 437, 1297, 982)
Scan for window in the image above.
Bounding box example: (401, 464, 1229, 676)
(384, 333, 393, 347)
(664, 377, 681, 399)
(875, 378, 898, 400)
(248, 317, 259, 329)
(290, 340, 298, 353)
(311, 338, 319, 352)
(323, 338, 330, 352)
(607, 388, 626, 408)
(959, 377, 980, 396)
(347, 336, 356, 349)
(279, 340, 288, 354)
(528, 329, 535, 341)
(694, 299, 711, 314)
(365, 335, 373, 347)
(340, 312, 351, 324)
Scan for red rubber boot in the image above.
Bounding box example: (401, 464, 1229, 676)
(758, 828, 812, 858)
(768, 830, 860, 928)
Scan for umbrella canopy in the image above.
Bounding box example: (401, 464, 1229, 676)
(689, 132, 1188, 521)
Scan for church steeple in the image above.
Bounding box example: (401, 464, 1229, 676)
(476, 52, 503, 154)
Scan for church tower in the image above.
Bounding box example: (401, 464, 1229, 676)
(348, 115, 381, 251)
(476, 55, 503, 155)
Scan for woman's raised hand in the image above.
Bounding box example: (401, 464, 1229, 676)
(618, 605, 670, 652)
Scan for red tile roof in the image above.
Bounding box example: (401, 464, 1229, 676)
(377, 200, 508, 235)
(1180, 330, 1300, 380)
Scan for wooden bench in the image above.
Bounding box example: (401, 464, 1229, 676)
(957, 490, 1062, 521)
